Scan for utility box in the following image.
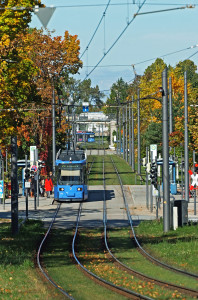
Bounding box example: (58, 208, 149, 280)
(170, 183, 177, 195)
(174, 200, 188, 227)
(170, 200, 188, 228)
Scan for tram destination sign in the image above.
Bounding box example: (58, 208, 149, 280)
(60, 164, 80, 169)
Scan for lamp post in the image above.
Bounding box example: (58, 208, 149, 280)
(184, 71, 189, 203)
(137, 89, 141, 175)
(52, 81, 56, 176)
(162, 68, 170, 232)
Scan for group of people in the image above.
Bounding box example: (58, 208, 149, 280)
(29, 172, 53, 198)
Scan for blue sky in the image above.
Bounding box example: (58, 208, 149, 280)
(30, 1, 198, 97)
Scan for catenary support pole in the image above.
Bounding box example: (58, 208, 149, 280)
(193, 150, 196, 215)
(11, 136, 18, 235)
(52, 83, 56, 176)
(122, 106, 125, 160)
(25, 155, 28, 218)
(116, 96, 119, 155)
(162, 68, 170, 232)
(129, 103, 132, 165)
(126, 104, 128, 162)
(131, 97, 135, 171)
(146, 146, 149, 209)
(169, 77, 173, 134)
(184, 71, 189, 203)
(119, 109, 121, 155)
(137, 89, 141, 175)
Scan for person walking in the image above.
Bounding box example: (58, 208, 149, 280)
(30, 176, 35, 197)
(45, 175, 53, 198)
(49, 171, 53, 195)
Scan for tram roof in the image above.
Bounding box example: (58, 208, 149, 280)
(56, 149, 86, 162)
(156, 159, 176, 165)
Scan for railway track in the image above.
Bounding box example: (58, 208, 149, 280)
(105, 157, 198, 298)
(72, 204, 152, 299)
(37, 203, 76, 299)
(36, 153, 198, 299)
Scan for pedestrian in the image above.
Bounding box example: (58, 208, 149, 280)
(45, 175, 53, 198)
(49, 171, 53, 195)
(39, 176, 45, 196)
(30, 176, 35, 197)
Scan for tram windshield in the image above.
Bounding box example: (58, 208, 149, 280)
(57, 165, 83, 185)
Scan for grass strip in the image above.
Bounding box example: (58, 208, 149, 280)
(108, 226, 198, 291)
(42, 228, 123, 300)
(0, 220, 62, 299)
(135, 218, 198, 275)
(77, 228, 186, 299)
(88, 155, 144, 185)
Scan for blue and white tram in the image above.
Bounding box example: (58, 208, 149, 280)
(76, 131, 95, 143)
(85, 132, 95, 143)
(54, 149, 88, 202)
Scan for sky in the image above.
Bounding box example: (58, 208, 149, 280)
(30, 0, 198, 98)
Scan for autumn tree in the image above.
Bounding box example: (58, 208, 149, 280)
(16, 28, 82, 164)
(127, 58, 198, 157)
(0, 0, 43, 148)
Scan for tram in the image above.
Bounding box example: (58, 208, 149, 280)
(54, 149, 88, 202)
(76, 131, 95, 143)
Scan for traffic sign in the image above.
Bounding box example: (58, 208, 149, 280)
(188, 169, 198, 190)
(34, 7, 56, 28)
(83, 102, 89, 112)
(31, 165, 37, 172)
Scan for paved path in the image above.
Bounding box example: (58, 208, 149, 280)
(0, 186, 197, 227)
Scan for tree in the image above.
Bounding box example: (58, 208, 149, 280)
(56, 77, 105, 116)
(15, 28, 82, 162)
(0, 0, 43, 146)
(103, 78, 129, 117)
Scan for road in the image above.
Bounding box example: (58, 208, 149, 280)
(0, 185, 197, 228)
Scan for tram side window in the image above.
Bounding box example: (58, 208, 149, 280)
(83, 166, 87, 184)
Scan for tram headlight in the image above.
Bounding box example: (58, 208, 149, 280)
(77, 187, 82, 191)
(59, 188, 64, 191)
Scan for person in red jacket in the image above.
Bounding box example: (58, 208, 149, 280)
(45, 175, 53, 198)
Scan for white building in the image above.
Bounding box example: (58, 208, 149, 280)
(76, 112, 109, 136)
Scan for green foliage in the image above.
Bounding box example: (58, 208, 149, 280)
(142, 122, 162, 152)
(103, 78, 129, 117)
(59, 77, 105, 114)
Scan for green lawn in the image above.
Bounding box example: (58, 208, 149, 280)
(0, 218, 197, 299)
(88, 154, 145, 185)
(0, 220, 63, 299)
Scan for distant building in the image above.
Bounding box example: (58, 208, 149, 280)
(76, 112, 109, 136)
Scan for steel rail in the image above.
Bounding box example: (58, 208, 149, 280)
(87, 157, 95, 175)
(106, 157, 198, 297)
(111, 157, 198, 281)
(103, 158, 153, 300)
(72, 180, 152, 299)
(37, 203, 75, 300)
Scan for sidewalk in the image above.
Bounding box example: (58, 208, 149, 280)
(128, 185, 198, 222)
(0, 194, 55, 222)
(0, 186, 197, 224)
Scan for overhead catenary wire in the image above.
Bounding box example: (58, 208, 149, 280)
(1, 2, 197, 10)
(81, 43, 198, 68)
(80, 0, 111, 60)
(186, 49, 198, 60)
(83, 0, 147, 80)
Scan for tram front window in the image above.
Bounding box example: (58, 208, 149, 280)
(58, 169, 82, 185)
